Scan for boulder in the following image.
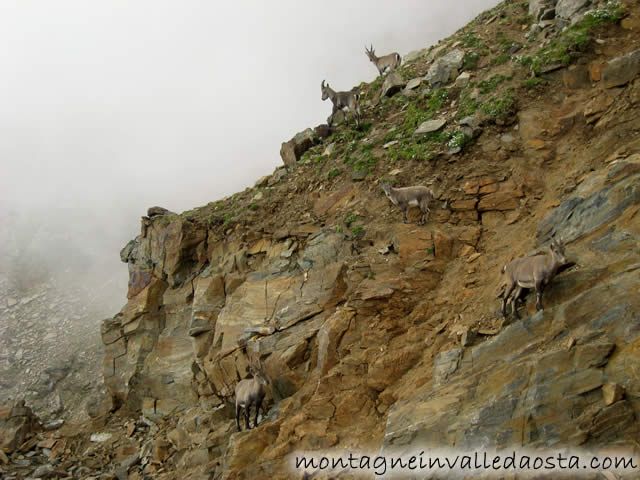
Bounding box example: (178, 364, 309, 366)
(601, 48, 640, 89)
(414, 118, 446, 136)
(381, 73, 406, 97)
(424, 49, 465, 86)
(556, 0, 590, 21)
(279, 128, 317, 167)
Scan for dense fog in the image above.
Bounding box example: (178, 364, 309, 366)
(0, 0, 498, 316)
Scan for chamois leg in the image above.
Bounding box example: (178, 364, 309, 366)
(502, 281, 516, 318)
(236, 404, 241, 432)
(511, 286, 523, 319)
(254, 397, 262, 428)
(418, 202, 430, 225)
(245, 404, 251, 430)
(402, 208, 408, 224)
(535, 281, 546, 312)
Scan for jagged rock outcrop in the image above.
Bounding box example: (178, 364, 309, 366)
(279, 128, 318, 167)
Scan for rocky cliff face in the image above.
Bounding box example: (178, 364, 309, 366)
(3, 0, 640, 478)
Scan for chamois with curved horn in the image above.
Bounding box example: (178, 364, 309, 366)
(365, 44, 401, 76)
(321, 80, 361, 128)
(501, 237, 568, 319)
(235, 357, 271, 431)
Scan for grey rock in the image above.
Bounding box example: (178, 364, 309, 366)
(32, 465, 56, 478)
(270, 167, 287, 185)
(424, 49, 465, 86)
(351, 169, 369, 181)
(405, 78, 422, 90)
(414, 118, 446, 136)
(602, 48, 640, 89)
(536, 157, 640, 244)
(540, 7, 556, 19)
(556, 0, 590, 20)
(433, 348, 463, 387)
(381, 73, 406, 97)
(43, 418, 64, 430)
(323, 142, 335, 156)
(529, 0, 554, 20)
(455, 71, 471, 88)
(147, 206, 174, 218)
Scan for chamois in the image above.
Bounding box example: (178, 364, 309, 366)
(321, 80, 361, 128)
(365, 44, 401, 76)
(235, 360, 271, 431)
(381, 183, 434, 225)
(501, 237, 568, 319)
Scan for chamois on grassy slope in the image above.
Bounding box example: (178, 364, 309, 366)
(321, 80, 361, 128)
(365, 44, 401, 76)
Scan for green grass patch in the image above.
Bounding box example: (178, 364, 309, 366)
(462, 52, 481, 70)
(521, 77, 549, 89)
(491, 54, 511, 66)
(478, 74, 506, 94)
(327, 167, 340, 180)
(480, 88, 516, 122)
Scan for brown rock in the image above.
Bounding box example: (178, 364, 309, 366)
(602, 383, 624, 406)
(167, 427, 190, 451)
(280, 128, 317, 167)
(477, 191, 522, 211)
(562, 64, 591, 89)
(433, 230, 453, 259)
(589, 62, 605, 82)
(450, 198, 478, 211)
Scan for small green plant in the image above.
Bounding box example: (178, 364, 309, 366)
(480, 88, 516, 121)
(455, 90, 480, 120)
(462, 52, 480, 70)
(249, 202, 259, 211)
(345, 214, 357, 227)
(491, 54, 511, 66)
(336, 226, 343, 233)
(447, 131, 472, 151)
(521, 77, 548, 89)
(367, 271, 375, 280)
(327, 167, 340, 180)
(353, 159, 369, 173)
(223, 212, 233, 227)
(426, 88, 448, 112)
(427, 247, 435, 255)
(461, 31, 487, 49)
(478, 74, 506, 94)
(352, 225, 364, 236)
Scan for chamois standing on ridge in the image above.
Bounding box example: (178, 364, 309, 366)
(235, 359, 271, 431)
(501, 237, 568, 319)
(381, 183, 434, 225)
(321, 80, 361, 128)
(365, 44, 401, 76)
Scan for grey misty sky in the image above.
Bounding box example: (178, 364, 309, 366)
(0, 0, 497, 239)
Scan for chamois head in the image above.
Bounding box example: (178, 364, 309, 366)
(321, 80, 330, 101)
(250, 361, 271, 387)
(365, 44, 377, 62)
(381, 182, 393, 199)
